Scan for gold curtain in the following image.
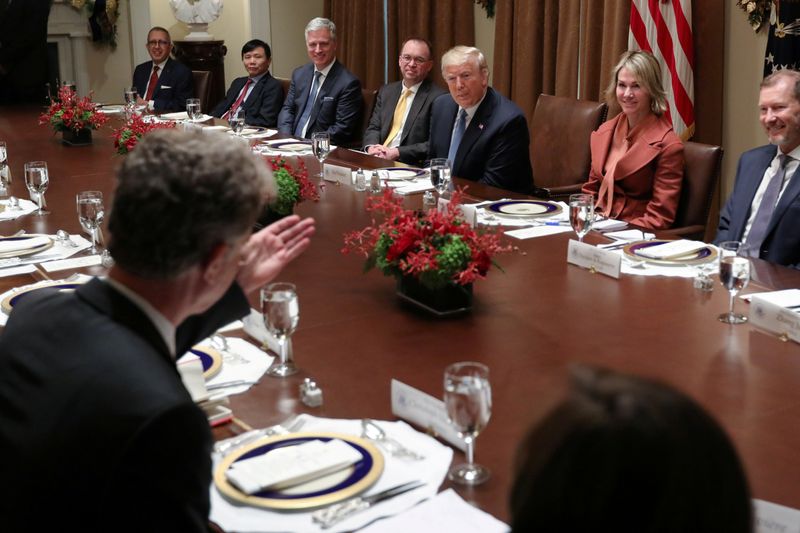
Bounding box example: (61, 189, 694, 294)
(325, 0, 475, 91)
(579, 0, 630, 113)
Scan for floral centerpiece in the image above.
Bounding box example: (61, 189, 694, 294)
(112, 114, 177, 155)
(258, 157, 319, 226)
(39, 85, 108, 145)
(342, 189, 510, 314)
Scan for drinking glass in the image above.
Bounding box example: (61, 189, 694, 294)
(312, 132, 331, 178)
(229, 108, 246, 136)
(718, 241, 751, 324)
(24, 161, 49, 215)
(569, 193, 595, 242)
(76, 191, 105, 254)
(430, 158, 451, 198)
(186, 98, 202, 121)
(124, 87, 138, 119)
(444, 361, 492, 485)
(0, 141, 10, 195)
(262, 282, 300, 377)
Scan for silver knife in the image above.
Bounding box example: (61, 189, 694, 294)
(311, 480, 425, 529)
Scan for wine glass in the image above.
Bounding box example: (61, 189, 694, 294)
(186, 98, 202, 121)
(24, 161, 49, 215)
(430, 158, 451, 199)
(312, 132, 331, 178)
(0, 141, 10, 196)
(718, 241, 751, 324)
(124, 87, 138, 119)
(261, 282, 300, 377)
(76, 191, 105, 254)
(569, 193, 595, 242)
(229, 108, 246, 136)
(444, 361, 492, 485)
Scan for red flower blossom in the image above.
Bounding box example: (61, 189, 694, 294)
(39, 85, 108, 133)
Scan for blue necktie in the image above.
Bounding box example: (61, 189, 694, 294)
(448, 108, 467, 163)
(744, 154, 793, 257)
(295, 71, 322, 138)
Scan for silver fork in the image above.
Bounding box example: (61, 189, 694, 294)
(361, 419, 425, 461)
(214, 415, 305, 457)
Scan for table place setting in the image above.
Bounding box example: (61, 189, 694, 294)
(256, 138, 316, 157)
(610, 239, 719, 278)
(0, 197, 38, 220)
(209, 414, 453, 533)
(189, 336, 274, 397)
(0, 232, 92, 272)
(472, 198, 572, 235)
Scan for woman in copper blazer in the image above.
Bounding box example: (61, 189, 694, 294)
(582, 51, 684, 230)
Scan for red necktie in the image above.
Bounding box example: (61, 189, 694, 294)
(223, 78, 253, 119)
(144, 65, 160, 102)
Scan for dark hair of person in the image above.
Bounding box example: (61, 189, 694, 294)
(510, 365, 753, 533)
(401, 37, 433, 61)
(242, 39, 271, 59)
(108, 129, 273, 280)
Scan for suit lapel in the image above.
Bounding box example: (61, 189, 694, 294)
(381, 82, 403, 142)
(400, 80, 430, 143)
(729, 146, 775, 237)
(589, 119, 616, 177)
(293, 65, 314, 130)
(612, 115, 669, 180)
(308, 62, 342, 130)
(455, 88, 496, 166)
(768, 160, 800, 235)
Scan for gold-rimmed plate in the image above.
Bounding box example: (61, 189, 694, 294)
(268, 140, 313, 152)
(189, 345, 223, 380)
(214, 432, 384, 510)
(0, 235, 54, 259)
(483, 199, 563, 218)
(375, 167, 427, 181)
(623, 239, 718, 266)
(1, 279, 86, 314)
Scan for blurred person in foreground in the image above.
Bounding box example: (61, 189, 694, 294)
(582, 50, 684, 230)
(0, 129, 315, 531)
(510, 365, 752, 533)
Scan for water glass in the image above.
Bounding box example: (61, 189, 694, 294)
(0, 141, 10, 195)
(124, 87, 138, 119)
(569, 193, 595, 242)
(718, 241, 750, 324)
(24, 161, 49, 215)
(229, 108, 246, 135)
(262, 282, 300, 377)
(186, 98, 202, 121)
(430, 158, 451, 198)
(312, 132, 331, 178)
(444, 361, 492, 485)
(76, 191, 105, 254)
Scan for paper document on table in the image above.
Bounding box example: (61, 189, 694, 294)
(754, 498, 800, 533)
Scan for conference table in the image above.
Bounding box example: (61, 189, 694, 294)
(2, 106, 800, 525)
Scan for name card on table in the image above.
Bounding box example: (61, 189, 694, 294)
(754, 498, 800, 533)
(323, 163, 351, 184)
(436, 197, 477, 227)
(750, 290, 800, 344)
(567, 239, 621, 279)
(391, 379, 466, 451)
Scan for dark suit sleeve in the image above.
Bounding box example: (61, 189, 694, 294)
(249, 77, 284, 127)
(481, 113, 533, 193)
(278, 76, 299, 135)
(132, 64, 148, 99)
(363, 86, 387, 147)
(153, 62, 194, 113)
(327, 76, 363, 145)
(175, 283, 250, 354)
(211, 82, 237, 118)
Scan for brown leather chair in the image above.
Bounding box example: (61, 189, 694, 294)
(192, 70, 213, 114)
(276, 76, 291, 98)
(661, 141, 723, 241)
(530, 94, 608, 199)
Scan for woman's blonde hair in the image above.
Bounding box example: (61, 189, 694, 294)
(605, 50, 668, 116)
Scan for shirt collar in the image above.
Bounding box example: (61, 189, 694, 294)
(153, 58, 169, 70)
(104, 277, 177, 357)
(315, 59, 336, 78)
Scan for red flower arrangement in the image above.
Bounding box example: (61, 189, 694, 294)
(39, 85, 108, 133)
(111, 114, 177, 155)
(342, 189, 511, 289)
(263, 156, 319, 215)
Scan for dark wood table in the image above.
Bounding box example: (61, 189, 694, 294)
(2, 106, 800, 523)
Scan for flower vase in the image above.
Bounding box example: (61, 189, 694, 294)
(396, 276, 473, 316)
(62, 128, 92, 147)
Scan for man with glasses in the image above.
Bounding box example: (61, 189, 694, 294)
(363, 38, 446, 166)
(132, 27, 193, 113)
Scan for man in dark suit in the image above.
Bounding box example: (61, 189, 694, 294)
(0, 0, 50, 105)
(277, 17, 363, 145)
(428, 46, 534, 194)
(132, 27, 193, 113)
(363, 38, 446, 166)
(715, 69, 800, 268)
(0, 130, 315, 531)
(211, 39, 284, 127)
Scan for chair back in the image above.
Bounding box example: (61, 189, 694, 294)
(668, 141, 723, 239)
(192, 70, 213, 113)
(346, 88, 377, 148)
(530, 94, 607, 198)
(276, 76, 292, 99)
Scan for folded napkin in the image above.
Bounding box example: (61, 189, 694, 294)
(605, 229, 656, 241)
(0, 235, 50, 254)
(0, 198, 38, 221)
(394, 181, 435, 195)
(593, 218, 628, 231)
(505, 225, 573, 240)
(203, 125, 229, 132)
(201, 336, 273, 396)
(160, 111, 189, 120)
(177, 353, 207, 402)
(635, 239, 708, 260)
(226, 438, 362, 494)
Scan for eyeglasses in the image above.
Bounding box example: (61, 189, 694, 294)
(147, 40, 170, 47)
(400, 54, 430, 65)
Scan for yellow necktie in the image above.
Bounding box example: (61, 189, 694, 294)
(383, 88, 412, 146)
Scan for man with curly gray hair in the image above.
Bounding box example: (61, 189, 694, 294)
(0, 130, 315, 531)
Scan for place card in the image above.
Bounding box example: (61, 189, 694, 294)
(567, 239, 621, 279)
(323, 163, 352, 184)
(505, 225, 573, 240)
(391, 379, 466, 451)
(750, 290, 800, 344)
(40, 254, 102, 272)
(0, 264, 36, 277)
(754, 499, 800, 532)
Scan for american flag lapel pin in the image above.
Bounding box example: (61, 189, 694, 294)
(478, 123, 484, 130)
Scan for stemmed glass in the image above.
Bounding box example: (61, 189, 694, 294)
(229, 108, 246, 136)
(124, 87, 138, 119)
(0, 141, 10, 196)
(569, 193, 595, 242)
(312, 132, 331, 178)
(430, 158, 451, 199)
(24, 161, 49, 215)
(718, 241, 751, 324)
(261, 282, 300, 377)
(444, 361, 492, 485)
(186, 98, 202, 121)
(76, 191, 105, 254)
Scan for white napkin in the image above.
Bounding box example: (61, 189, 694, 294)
(177, 353, 207, 402)
(754, 498, 800, 533)
(226, 439, 362, 494)
(0, 198, 38, 220)
(359, 489, 509, 533)
(0, 234, 92, 270)
(160, 111, 189, 120)
(242, 308, 281, 354)
(504, 225, 573, 240)
(593, 218, 628, 231)
(605, 229, 656, 241)
(394, 181, 435, 195)
(0, 235, 50, 254)
(634, 239, 708, 260)
(210, 415, 453, 533)
(201, 336, 273, 396)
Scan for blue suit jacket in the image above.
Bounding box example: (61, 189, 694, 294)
(277, 60, 363, 145)
(132, 58, 193, 113)
(715, 144, 800, 269)
(211, 73, 284, 127)
(428, 87, 534, 194)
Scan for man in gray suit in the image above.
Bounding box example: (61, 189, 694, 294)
(364, 38, 446, 166)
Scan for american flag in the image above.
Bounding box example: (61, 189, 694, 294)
(629, 0, 695, 140)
